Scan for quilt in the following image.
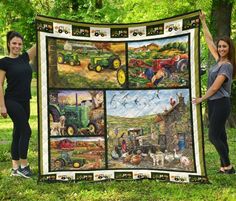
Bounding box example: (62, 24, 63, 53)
(36, 10, 208, 183)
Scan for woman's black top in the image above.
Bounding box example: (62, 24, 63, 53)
(0, 52, 32, 101)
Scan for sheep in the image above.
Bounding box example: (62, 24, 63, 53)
(149, 151, 165, 167)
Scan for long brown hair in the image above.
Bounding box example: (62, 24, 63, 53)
(216, 36, 236, 78)
(6, 31, 24, 53)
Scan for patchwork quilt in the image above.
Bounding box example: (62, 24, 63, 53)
(36, 10, 208, 183)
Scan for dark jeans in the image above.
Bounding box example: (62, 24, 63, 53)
(208, 97, 231, 167)
(5, 99, 31, 160)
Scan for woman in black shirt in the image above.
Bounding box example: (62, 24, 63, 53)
(0, 31, 36, 178)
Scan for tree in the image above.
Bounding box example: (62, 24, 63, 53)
(210, 0, 233, 38)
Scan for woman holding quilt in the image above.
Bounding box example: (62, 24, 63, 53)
(0, 31, 36, 178)
(192, 12, 236, 174)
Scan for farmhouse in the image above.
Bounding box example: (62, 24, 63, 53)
(155, 93, 191, 152)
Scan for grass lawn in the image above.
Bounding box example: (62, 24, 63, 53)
(0, 80, 236, 201)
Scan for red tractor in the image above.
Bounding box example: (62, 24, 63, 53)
(151, 54, 189, 74)
(129, 54, 188, 75)
(129, 54, 189, 86)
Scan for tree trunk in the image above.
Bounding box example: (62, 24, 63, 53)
(48, 38, 58, 87)
(71, 0, 79, 11)
(95, 0, 103, 9)
(210, 0, 232, 38)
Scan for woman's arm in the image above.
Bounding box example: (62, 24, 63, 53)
(192, 74, 226, 104)
(27, 44, 36, 62)
(200, 12, 219, 61)
(0, 70, 7, 118)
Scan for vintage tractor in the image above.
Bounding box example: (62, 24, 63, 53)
(37, 22, 53, 32)
(88, 54, 121, 72)
(54, 151, 86, 169)
(131, 29, 144, 36)
(129, 54, 188, 77)
(151, 54, 189, 75)
(73, 28, 90, 37)
(93, 30, 106, 37)
(49, 101, 97, 136)
(56, 26, 70, 34)
(127, 128, 157, 154)
(147, 26, 164, 35)
(183, 18, 200, 30)
(111, 30, 128, 38)
(165, 24, 180, 32)
(57, 50, 81, 66)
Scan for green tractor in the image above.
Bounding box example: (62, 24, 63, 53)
(49, 103, 97, 136)
(88, 54, 121, 72)
(57, 50, 81, 66)
(54, 151, 86, 169)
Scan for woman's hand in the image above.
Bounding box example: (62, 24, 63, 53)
(192, 97, 203, 105)
(0, 106, 7, 118)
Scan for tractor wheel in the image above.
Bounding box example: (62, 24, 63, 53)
(88, 63, 93, 71)
(168, 27, 173, 32)
(58, 29, 63, 33)
(95, 32, 99, 37)
(133, 32, 137, 36)
(73, 160, 81, 168)
(54, 158, 65, 168)
(117, 66, 127, 87)
(66, 125, 78, 136)
(57, 53, 64, 64)
(69, 60, 75, 66)
(95, 65, 103, 72)
(49, 106, 60, 122)
(176, 59, 188, 72)
(109, 56, 121, 69)
(88, 123, 97, 134)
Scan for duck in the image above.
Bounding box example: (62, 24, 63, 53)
(173, 149, 182, 160)
(164, 150, 175, 163)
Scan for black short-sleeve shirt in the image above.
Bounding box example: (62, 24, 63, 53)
(0, 52, 32, 101)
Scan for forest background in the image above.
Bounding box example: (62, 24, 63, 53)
(0, 0, 235, 201)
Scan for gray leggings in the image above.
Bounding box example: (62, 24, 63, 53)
(208, 97, 231, 167)
(5, 99, 31, 160)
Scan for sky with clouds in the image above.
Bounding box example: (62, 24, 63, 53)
(106, 89, 189, 118)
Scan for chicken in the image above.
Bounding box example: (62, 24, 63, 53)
(130, 154, 142, 165)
